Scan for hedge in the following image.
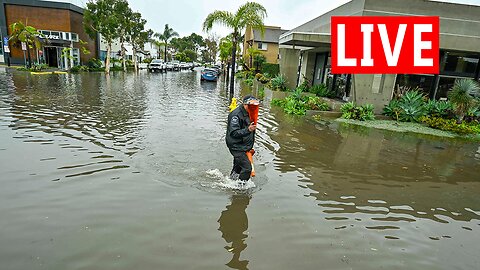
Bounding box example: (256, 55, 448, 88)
(262, 63, 279, 77)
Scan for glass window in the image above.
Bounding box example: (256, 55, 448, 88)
(441, 51, 479, 77)
(257, 42, 267, 50)
(395, 74, 434, 96)
(436, 77, 457, 99)
(65, 33, 71, 41)
(71, 33, 78, 42)
(72, 48, 80, 66)
(100, 50, 107, 61)
(0, 38, 3, 54)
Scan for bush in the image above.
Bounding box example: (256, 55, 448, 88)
(270, 89, 330, 115)
(70, 65, 90, 73)
(244, 77, 254, 87)
(309, 84, 334, 98)
(305, 96, 330, 111)
(383, 90, 427, 122)
(262, 63, 279, 77)
(142, 58, 153, 64)
(85, 58, 104, 71)
(270, 74, 288, 91)
(341, 102, 375, 121)
(425, 99, 453, 118)
(420, 116, 480, 135)
(258, 87, 265, 100)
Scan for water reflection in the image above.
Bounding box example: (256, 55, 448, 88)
(267, 113, 480, 237)
(218, 195, 250, 270)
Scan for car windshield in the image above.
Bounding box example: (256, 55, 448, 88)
(151, 60, 163, 63)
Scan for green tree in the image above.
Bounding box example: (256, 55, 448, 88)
(84, 0, 124, 73)
(115, 0, 133, 72)
(203, 35, 218, 63)
(448, 79, 480, 123)
(126, 12, 151, 72)
(155, 24, 179, 62)
(9, 20, 45, 68)
(203, 2, 267, 95)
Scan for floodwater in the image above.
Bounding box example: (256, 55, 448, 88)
(0, 67, 479, 270)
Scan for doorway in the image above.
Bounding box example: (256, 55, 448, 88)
(45, 47, 58, 68)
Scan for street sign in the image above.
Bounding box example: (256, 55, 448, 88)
(21, 42, 27, 51)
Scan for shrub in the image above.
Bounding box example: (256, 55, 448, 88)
(262, 63, 279, 77)
(305, 96, 330, 111)
(341, 102, 375, 121)
(420, 116, 480, 135)
(70, 65, 90, 72)
(270, 74, 288, 91)
(309, 84, 334, 98)
(425, 100, 453, 118)
(258, 87, 265, 100)
(244, 77, 254, 87)
(383, 90, 427, 122)
(448, 79, 480, 123)
(271, 98, 286, 107)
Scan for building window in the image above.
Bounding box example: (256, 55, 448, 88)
(100, 50, 107, 61)
(441, 51, 479, 78)
(395, 74, 435, 96)
(0, 38, 3, 54)
(257, 42, 267, 51)
(72, 48, 80, 66)
(71, 33, 78, 42)
(436, 77, 457, 99)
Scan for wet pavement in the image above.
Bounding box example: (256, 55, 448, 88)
(0, 67, 479, 270)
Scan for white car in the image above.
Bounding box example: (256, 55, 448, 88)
(166, 62, 174, 70)
(171, 61, 180, 71)
(148, 59, 166, 73)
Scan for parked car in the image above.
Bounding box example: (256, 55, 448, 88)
(166, 62, 174, 71)
(171, 61, 180, 71)
(201, 68, 218, 82)
(148, 59, 166, 73)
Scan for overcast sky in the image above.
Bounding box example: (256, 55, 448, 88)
(51, 0, 480, 38)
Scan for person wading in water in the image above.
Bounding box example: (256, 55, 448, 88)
(225, 95, 258, 183)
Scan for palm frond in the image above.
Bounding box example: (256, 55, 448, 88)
(203, 11, 234, 31)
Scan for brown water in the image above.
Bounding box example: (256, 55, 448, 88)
(0, 67, 479, 270)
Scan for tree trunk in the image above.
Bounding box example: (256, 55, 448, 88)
(121, 40, 126, 72)
(27, 46, 32, 68)
(229, 37, 237, 97)
(133, 47, 138, 73)
(105, 43, 111, 74)
(226, 61, 230, 84)
(164, 42, 167, 62)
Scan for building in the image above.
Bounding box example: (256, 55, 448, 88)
(243, 25, 287, 69)
(279, 0, 480, 111)
(0, 0, 98, 68)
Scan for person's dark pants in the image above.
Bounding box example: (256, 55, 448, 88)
(229, 150, 252, 181)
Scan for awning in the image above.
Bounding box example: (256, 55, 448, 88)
(279, 32, 331, 48)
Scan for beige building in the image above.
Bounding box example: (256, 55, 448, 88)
(243, 25, 287, 69)
(279, 0, 480, 112)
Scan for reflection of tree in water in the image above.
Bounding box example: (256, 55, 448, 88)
(6, 72, 148, 155)
(218, 194, 250, 270)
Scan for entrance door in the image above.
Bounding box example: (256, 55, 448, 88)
(45, 47, 58, 67)
(313, 53, 327, 85)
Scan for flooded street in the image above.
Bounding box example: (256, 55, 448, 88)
(0, 68, 479, 270)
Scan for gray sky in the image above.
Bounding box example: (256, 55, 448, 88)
(51, 0, 480, 38)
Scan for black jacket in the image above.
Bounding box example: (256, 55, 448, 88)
(226, 106, 255, 152)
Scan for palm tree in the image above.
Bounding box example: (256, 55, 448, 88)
(9, 20, 45, 68)
(448, 79, 480, 123)
(203, 2, 267, 96)
(155, 24, 179, 62)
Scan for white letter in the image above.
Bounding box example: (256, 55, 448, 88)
(337, 24, 356, 66)
(361, 24, 374, 66)
(414, 24, 433, 66)
(378, 24, 407, 66)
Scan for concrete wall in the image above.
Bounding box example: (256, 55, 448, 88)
(352, 74, 396, 113)
(279, 47, 300, 89)
(299, 51, 316, 86)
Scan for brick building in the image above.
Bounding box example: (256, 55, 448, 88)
(0, 0, 98, 68)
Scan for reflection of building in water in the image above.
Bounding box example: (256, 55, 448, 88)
(269, 116, 480, 223)
(218, 195, 250, 270)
